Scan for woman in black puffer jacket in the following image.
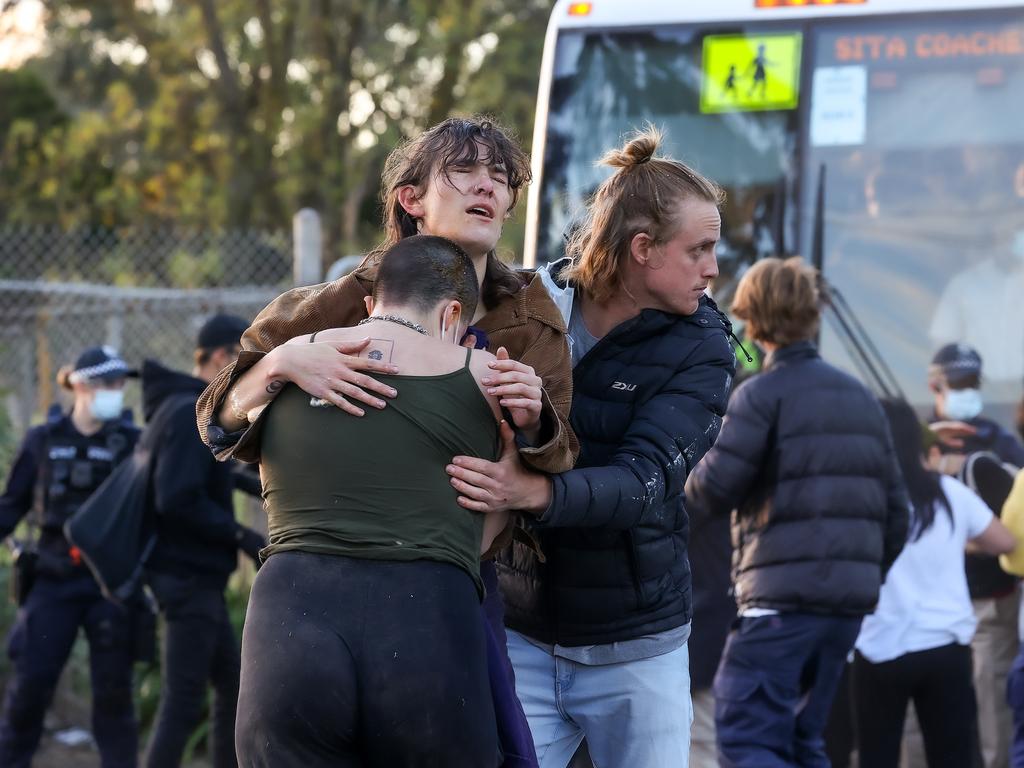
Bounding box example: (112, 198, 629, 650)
(685, 256, 909, 768)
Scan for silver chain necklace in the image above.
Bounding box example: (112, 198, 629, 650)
(357, 314, 429, 336)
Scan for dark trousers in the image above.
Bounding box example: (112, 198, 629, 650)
(144, 574, 239, 768)
(236, 551, 499, 767)
(0, 573, 137, 768)
(824, 664, 855, 768)
(852, 643, 976, 768)
(1004, 644, 1024, 768)
(481, 560, 539, 768)
(713, 612, 861, 768)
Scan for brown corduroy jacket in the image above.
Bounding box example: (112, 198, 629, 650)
(195, 263, 578, 476)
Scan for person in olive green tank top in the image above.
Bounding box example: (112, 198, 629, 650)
(236, 235, 544, 767)
(259, 344, 499, 594)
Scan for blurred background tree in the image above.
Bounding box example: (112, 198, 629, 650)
(0, 0, 556, 262)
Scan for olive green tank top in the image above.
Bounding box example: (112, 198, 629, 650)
(259, 347, 499, 594)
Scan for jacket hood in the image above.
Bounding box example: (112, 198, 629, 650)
(141, 359, 206, 422)
(537, 257, 734, 337)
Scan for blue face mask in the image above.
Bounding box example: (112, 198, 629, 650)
(942, 388, 983, 421)
(90, 388, 124, 421)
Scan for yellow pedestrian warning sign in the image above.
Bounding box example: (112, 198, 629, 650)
(700, 33, 803, 113)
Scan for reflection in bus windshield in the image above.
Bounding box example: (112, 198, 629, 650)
(537, 11, 1024, 425)
(808, 13, 1024, 420)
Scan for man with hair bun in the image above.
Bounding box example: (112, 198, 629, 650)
(686, 256, 909, 767)
(446, 127, 735, 767)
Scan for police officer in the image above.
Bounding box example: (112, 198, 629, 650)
(929, 342, 1024, 467)
(0, 346, 140, 768)
(141, 314, 264, 768)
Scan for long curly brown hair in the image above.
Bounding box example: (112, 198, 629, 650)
(367, 115, 532, 310)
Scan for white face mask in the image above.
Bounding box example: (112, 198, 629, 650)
(942, 388, 983, 421)
(90, 388, 124, 421)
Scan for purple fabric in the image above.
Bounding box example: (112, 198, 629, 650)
(462, 326, 491, 351)
(481, 561, 538, 768)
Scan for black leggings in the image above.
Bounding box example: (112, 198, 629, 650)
(852, 643, 977, 768)
(235, 551, 499, 768)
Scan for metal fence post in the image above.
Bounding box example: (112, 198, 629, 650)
(293, 209, 323, 287)
(106, 309, 124, 352)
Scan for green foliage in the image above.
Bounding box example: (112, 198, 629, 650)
(0, 0, 556, 261)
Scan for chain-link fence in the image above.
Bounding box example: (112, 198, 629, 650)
(0, 224, 306, 435)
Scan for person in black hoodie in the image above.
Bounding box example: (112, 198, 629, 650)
(685, 257, 909, 767)
(142, 314, 264, 768)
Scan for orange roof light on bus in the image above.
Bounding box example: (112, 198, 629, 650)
(755, 0, 866, 7)
(568, 3, 593, 16)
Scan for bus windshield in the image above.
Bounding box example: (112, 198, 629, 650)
(536, 8, 1024, 422)
(803, 11, 1024, 420)
(537, 25, 800, 311)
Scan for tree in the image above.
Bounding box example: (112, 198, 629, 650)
(0, 0, 555, 263)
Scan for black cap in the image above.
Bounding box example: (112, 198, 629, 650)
(69, 346, 136, 384)
(197, 314, 249, 350)
(929, 343, 982, 387)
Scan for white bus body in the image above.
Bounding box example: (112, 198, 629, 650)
(526, 0, 1024, 422)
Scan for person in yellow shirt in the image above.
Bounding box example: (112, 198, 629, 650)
(1000, 471, 1024, 577)
(1001, 427, 1024, 767)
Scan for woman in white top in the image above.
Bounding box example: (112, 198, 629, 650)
(853, 399, 1015, 768)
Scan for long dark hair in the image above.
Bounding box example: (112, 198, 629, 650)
(368, 116, 530, 310)
(881, 398, 951, 540)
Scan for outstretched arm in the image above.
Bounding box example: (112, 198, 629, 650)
(685, 378, 775, 521)
(0, 428, 44, 541)
(448, 334, 735, 529)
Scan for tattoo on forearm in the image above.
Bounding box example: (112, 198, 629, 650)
(266, 379, 284, 395)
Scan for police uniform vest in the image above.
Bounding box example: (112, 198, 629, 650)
(32, 414, 139, 570)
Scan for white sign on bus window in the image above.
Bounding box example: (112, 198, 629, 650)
(810, 66, 867, 146)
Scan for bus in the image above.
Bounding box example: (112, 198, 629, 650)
(524, 0, 1024, 425)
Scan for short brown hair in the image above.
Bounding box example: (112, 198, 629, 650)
(731, 257, 821, 346)
(369, 115, 531, 310)
(562, 126, 724, 304)
(373, 235, 479, 321)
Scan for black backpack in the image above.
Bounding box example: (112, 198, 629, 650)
(959, 451, 1019, 598)
(63, 443, 156, 605)
(62, 397, 179, 606)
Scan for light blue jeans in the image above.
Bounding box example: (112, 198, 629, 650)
(507, 629, 693, 768)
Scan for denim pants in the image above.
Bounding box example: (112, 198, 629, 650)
(506, 629, 693, 768)
(713, 613, 861, 768)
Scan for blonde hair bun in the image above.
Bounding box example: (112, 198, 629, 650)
(56, 365, 75, 391)
(600, 125, 663, 170)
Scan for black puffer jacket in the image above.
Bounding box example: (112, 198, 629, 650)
(498, 269, 736, 646)
(686, 341, 909, 616)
